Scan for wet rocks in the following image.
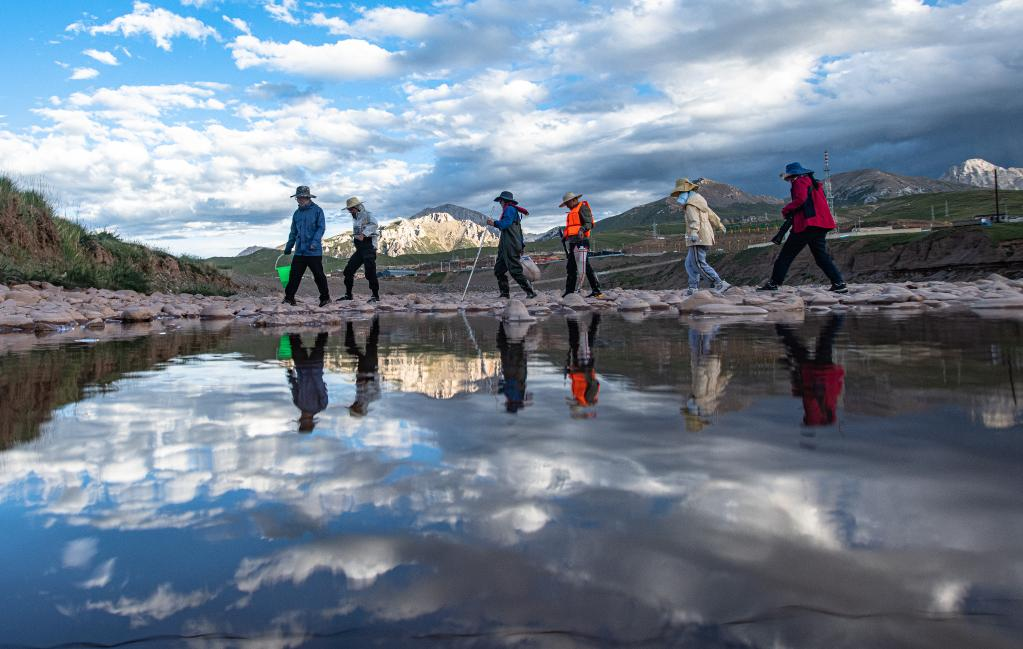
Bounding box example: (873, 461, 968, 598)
(503, 299, 536, 322)
(560, 293, 589, 308)
(676, 290, 728, 313)
(200, 305, 235, 319)
(121, 306, 155, 322)
(616, 298, 650, 311)
(693, 304, 769, 316)
(0, 314, 34, 331)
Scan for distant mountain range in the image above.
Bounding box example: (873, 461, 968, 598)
(323, 209, 497, 258)
(942, 158, 1023, 190)
(830, 169, 970, 204)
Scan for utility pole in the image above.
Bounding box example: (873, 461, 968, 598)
(994, 168, 1001, 220)
(945, 200, 949, 221)
(823, 149, 836, 218)
(931, 205, 935, 230)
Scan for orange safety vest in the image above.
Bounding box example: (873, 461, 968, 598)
(570, 369, 599, 406)
(565, 201, 592, 238)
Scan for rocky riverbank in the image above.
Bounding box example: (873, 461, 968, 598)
(2, 276, 1023, 335)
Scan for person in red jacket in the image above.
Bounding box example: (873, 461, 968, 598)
(760, 162, 847, 293)
(776, 315, 845, 427)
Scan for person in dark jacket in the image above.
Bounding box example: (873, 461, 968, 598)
(288, 332, 329, 432)
(760, 163, 847, 293)
(345, 316, 380, 416)
(776, 315, 845, 427)
(486, 191, 537, 299)
(338, 196, 381, 303)
(283, 186, 331, 307)
(565, 313, 600, 419)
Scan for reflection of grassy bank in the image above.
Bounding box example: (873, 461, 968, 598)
(0, 177, 235, 294)
(0, 326, 233, 450)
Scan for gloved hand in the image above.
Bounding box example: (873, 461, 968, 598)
(721, 226, 727, 234)
(284, 247, 292, 255)
(688, 233, 700, 243)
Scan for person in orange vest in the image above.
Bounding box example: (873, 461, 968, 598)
(559, 191, 603, 298)
(565, 313, 600, 419)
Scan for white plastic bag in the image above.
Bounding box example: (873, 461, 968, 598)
(520, 255, 541, 282)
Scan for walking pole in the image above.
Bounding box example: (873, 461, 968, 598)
(462, 206, 495, 302)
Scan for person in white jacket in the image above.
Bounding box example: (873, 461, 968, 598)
(670, 178, 731, 296)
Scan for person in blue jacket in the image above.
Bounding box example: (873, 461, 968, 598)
(485, 190, 537, 299)
(282, 185, 331, 307)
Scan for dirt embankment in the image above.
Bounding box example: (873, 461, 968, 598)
(602, 227, 1023, 289)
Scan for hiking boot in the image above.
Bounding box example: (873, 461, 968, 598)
(499, 293, 510, 299)
(713, 280, 732, 295)
(758, 281, 779, 291)
(587, 290, 604, 299)
(368, 296, 380, 303)
(829, 283, 849, 294)
(282, 297, 297, 306)
(562, 291, 573, 298)
(684, 288, 697, 297)
(319, 298, 331, 307)
(336, 294, 353, 302)
(525, 290, 538, 300)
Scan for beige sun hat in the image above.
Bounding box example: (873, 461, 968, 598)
(345, 196, 364, 210)
(670, 178, 699, 197)
(559, 191, 583, 207)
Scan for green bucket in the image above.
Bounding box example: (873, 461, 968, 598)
(275, 254, 291, 288)
(277, 334, 293, 361)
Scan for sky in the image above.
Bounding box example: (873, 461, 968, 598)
(0, 0, 1021, 256)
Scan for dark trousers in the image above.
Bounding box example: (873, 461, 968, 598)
(771, 227, 844, 285)
(343, 241, 379, 296)
(494, 244, 531, 297)
(565, 240, 600, 294)
(284, 255, 330, 301)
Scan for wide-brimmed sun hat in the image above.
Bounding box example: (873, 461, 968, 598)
(291, 185, 316, 198)
(493, 190, 517, 204)
(781, 162, 814, 179)
(669, 178, 699, 197)
(559, 191, 583, 207)
(345, 196, 364, 210)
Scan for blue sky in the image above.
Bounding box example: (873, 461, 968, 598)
(0, 0, 1021, 255)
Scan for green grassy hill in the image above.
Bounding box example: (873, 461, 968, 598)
(0, 177, 234, 295)
(837, 189, 1023, 226)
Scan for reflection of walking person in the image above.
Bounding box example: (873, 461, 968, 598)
(345, 317, 381, 417)
(682, 322, 731, 432)
(288, 332, 328, 432)
(776, 315, 845, 426)
(565, 314, 601, 418)
(497, 322, 529, 413)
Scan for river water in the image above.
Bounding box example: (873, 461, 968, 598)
(0, 313, 1020, 648)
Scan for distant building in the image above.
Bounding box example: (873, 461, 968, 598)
(377, 268, 418, 278)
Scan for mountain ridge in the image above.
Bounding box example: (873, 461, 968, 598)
(942, 159, 1023, 190)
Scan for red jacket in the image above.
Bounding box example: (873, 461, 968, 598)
(782, 176, 836, 233)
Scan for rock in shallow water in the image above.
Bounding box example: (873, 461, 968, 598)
(503, 299, 536, 322)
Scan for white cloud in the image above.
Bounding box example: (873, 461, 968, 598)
(222, 15, 250, 34)
(79, 558, 117, 589)
(263, 0, 299, 25)
(85, 583, 213, 626)
(70, 67, 100, 80)
(354, 6, 435, 39)
(228, 35, 398, 79)
(70, 1, 220, 51)
(63, 538, 99, 568)
(180, 0, 213, 6)
(308, 12, 351, 35)
(83, 49, 119, 65)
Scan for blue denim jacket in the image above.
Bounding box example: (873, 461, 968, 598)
(285, 202, 326, 256)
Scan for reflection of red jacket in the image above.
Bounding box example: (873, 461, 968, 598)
(800, 364, 844, 426)
(782, 176, 836, 233)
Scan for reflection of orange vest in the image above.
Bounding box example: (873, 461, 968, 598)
(565, 201, 591, 238)
(570, 369, 599, 405)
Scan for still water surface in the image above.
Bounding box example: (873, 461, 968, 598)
(0, 313, 1021, 648)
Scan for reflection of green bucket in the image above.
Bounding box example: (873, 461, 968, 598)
(275, 254, 291, 288)
(277, 334, 293, 361)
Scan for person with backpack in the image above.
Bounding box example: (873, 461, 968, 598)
(760, 162, 847, 293)
(282, 185, 331, 307)
(486, 190, 537, 299)
(338, 196, 381, 303)
(670, 178, 731, 296)
(559, 191, 603, 298)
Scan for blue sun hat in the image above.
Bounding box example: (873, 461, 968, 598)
(493, 190, 517, 204)
(781, 162, 814, 179)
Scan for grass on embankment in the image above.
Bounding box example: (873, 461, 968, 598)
(0, 176, 234, 295)
(838, 190, 1023, 227)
